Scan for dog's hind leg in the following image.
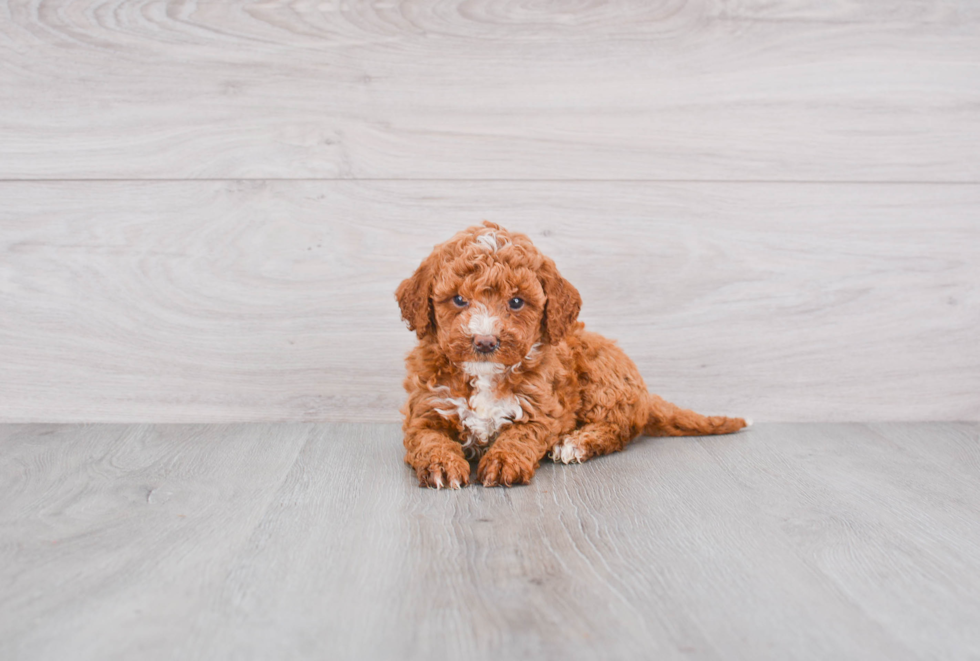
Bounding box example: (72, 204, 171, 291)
(552, 394, 749, 464)
(551, 422, 632, 464)
(643, 394, 749, 437)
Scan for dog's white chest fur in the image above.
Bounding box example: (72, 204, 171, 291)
(433, 362, 523, 458)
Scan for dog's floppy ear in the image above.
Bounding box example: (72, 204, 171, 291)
(396, 254, 438, 339)
(539, 257, 581, 344)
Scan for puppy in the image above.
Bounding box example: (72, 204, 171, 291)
(396, 222, 748, 488)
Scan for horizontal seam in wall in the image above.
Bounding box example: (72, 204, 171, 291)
(0, 178, 978, 185)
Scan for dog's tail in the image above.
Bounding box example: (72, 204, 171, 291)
(642, 394, 750, 437)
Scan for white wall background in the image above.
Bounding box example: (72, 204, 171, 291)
(0, 0, 977, 422)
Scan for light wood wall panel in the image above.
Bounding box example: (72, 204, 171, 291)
(1, 181, 976, 423)
(1, 1, 977, 423)
(0, 0, 978, 181)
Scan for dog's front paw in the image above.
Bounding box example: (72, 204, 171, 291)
(478, 450, 534, 487)
(417, 454, 470, 490)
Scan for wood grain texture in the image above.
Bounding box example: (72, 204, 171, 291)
(1, 180, 977, 423)
(1, 0, 978, 180)
(2, 422, 979, 660)
(1, 1, 978, 423)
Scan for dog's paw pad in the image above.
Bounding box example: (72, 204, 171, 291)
(478, 451, 532, 487)
(420, 459, 469, 490)
(551, 437, 586, 464)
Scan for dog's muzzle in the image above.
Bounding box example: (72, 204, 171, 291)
(473, 334, 499, 354)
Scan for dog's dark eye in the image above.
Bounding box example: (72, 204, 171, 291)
(452, 295, 468, 307)
(508, 297, 525, 311)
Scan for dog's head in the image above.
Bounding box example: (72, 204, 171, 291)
(396, 222, 581, 366)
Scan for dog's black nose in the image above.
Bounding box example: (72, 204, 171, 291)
(473, 335, 499, 354)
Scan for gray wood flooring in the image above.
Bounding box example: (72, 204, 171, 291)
(3, 422, 979, 660)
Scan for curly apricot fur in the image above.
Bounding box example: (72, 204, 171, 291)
(397, 222, 748, 488)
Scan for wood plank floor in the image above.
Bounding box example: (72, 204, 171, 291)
(2, 422, 978, 660)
